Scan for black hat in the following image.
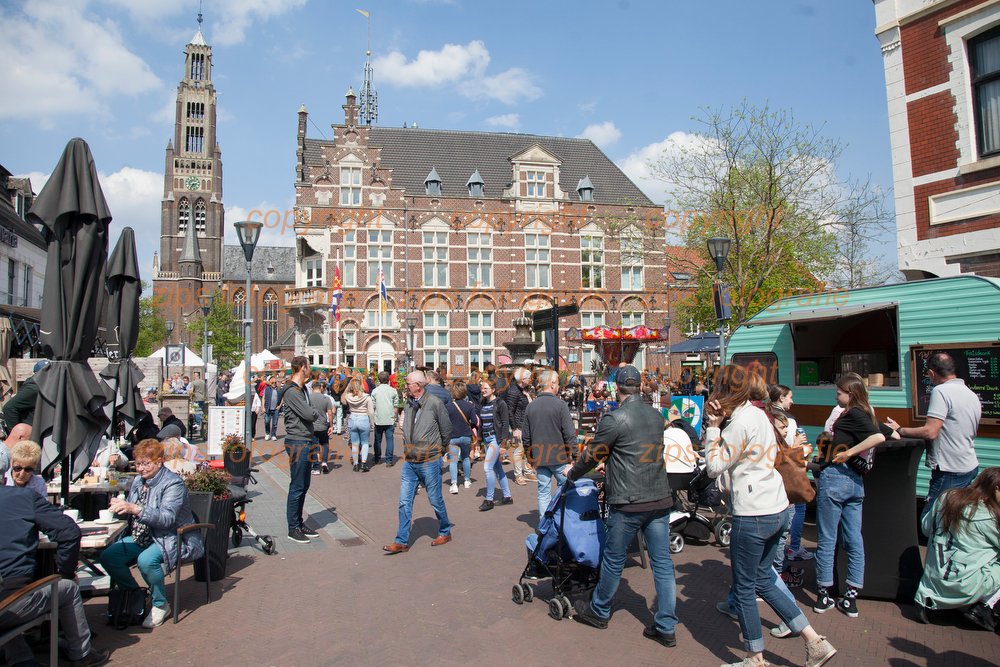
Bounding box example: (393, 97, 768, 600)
(617, 365, 642, 387)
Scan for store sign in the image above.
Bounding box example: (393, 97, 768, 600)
(0, 227, 18, 248)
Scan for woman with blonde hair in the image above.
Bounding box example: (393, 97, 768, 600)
(344, 377, 374, 472)
(705, 365, 836, 667)
(813, 372, 895, 618)
(4, 440, 46, 498)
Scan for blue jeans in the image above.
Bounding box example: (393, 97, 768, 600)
(589, 507, 678, 635)
(788, 502, 807, 552)
(348, 414, 371, 465)
(774, 504, 795, 571)
(285, 439, 316, 530)
(483, 436, 511, 501)
(815, 464, 865, 589)
(332, 401, 343, 433)
(448, 436, 472, 483)
(726, 507, 796, 609)
(394, 459, 452, 545)
(100, 536, 168, 608)
(265, 409, 280, 438)
(194, 400, 206, 430)
(730, 513, 809, 652)
(536, 465, 567, 518)
(375, 424, 395, 462)
(921, 467, 979, 529)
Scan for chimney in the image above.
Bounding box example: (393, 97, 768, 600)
(343, 87, 358, 126)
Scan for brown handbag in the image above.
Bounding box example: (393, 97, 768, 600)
(456, 401, 479, 446)
(772, 426, 815, 504)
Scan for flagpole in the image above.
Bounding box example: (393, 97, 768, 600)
(377, 261, 384, 372)
(335, 249, 342, 368)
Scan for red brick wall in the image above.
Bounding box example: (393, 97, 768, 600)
(913, 174, 1000, 241)
(907, 91, 960, 176)
(901, 0, 986, 95)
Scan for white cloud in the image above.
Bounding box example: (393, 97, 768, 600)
(376, 40, 541, 105)
(577, 121, 622, 149)
(100, 167, 165, 278)
(225, 202, 296, 249)
(0, 1, 161, 122)
(458, 67, 541, 105)
(617, 131, 706, 207)
(375, 40, 489, 87)
(485, 113, 520, 129)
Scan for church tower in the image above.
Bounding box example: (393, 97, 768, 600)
(155, 12, 223, 332)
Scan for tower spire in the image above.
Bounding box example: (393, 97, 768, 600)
(356, 9, 378, 126)
(197, 0, 203, 28)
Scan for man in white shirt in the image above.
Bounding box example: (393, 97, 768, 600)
(886, 352, 981, 528)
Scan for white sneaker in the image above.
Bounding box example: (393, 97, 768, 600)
(264, 435, 271, 441)
(463, 480, 471, 489)
(449, 483, 459, 495)
(143, 602, 171, 628)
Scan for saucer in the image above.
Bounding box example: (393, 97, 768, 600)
(75, 518, 84, 524)
(94, 518, 117, 525)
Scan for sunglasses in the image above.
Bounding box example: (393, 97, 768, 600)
(12, 465, 35, 474)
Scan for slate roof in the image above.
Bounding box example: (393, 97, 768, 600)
(222, 245, 295, 282)
(303, 127, 654, 207)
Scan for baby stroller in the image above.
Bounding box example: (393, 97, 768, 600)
(668, 461, 730, 553)
(224, 446, 276, 555)
(512, 479, 604, 621)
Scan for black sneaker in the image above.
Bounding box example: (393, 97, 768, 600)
(642, 625, 676, 648)
(572, 599, 608, 629)
(287, 527, 310, 543)
(321, 463, 330, 474)
(70, 648, 110, 667)
(478, 500, 495, 511)
(498, 496, 514, 506)
(300, 526, 320, 538)
(813, 592, 835, 614)
(353, 463, 360, 472)
(837, 596, 859, 618)
(963, 602, 997, 631)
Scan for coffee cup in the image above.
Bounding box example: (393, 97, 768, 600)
(63, 509, 80, 522)
(99, 509, 114, 522)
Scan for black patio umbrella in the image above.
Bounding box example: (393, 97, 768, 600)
(100, 227, 146, 439)
(28, 138, 113, 497)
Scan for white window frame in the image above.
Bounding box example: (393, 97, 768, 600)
(467, 311, 494, 369)
(263, 291, 278, 349)
(620, 231, 644, 291)
(344, 330, 357, 367)
(422, 228, 449, 288)
(340, 166, 362, 206)
(467, 229, 493, 288)
(304, 257, 324, 288)
(364, 310, 398, 329)
(580, 311, 605, 374)
(423, 311, 449, 368)
(525, 170, 546, 198)
(367, 229, 393, 287)
(343, 230, 357, 287)
(525, 231, 551, 289)
(581, 233, 604, 289)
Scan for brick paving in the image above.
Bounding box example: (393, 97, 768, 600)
(58, 429, 1000, 666)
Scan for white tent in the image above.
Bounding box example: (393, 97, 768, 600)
(149, 344, 206, 367)
(224, 351, 288, 402)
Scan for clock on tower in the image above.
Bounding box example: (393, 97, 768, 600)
(185, 175, 200, 191)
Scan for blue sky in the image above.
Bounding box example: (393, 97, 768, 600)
(0, 0, 893, 275)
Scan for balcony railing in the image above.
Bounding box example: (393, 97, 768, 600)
(284, 286, 329, 307)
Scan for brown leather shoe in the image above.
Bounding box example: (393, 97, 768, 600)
(382, 542, 409, 554)
(430, 534, 452, 546)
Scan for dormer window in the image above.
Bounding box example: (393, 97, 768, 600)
(576, 176, 594, 202)
(467, 169, 484, 197)
(525, 170, 545, 198)
(424, 167, 442, 196)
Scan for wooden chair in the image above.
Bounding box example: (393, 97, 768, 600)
(0, 574, 60, 664)
(172, 522, 214, 623)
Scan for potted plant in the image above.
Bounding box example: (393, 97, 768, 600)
(183, 467, 233, 581)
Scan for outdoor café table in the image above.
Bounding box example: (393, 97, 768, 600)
(37, 519, 128, 578)
(46, 481, 124, 520)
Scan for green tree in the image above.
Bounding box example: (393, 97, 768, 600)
(651, 101, 890, 331)
(135, 285, 167, 357)
(186, 290, 244, 369)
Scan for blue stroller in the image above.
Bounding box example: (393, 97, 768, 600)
(512, 478, 605, 620)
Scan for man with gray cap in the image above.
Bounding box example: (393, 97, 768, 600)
(561, 364, 679, 649)
(0, 451, 110, 666)
(1, 359, 47, 434)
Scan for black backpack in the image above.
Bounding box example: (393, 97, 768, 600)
(106, 587, 149, 629)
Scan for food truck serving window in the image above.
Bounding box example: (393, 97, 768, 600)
(750, 302, 900, 388)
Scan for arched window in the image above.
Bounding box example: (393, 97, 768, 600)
(194, 200, 207, 233)
(178, 198, 190, 233)
(263, 291, 278, 349)
(233, 289, 246, 339)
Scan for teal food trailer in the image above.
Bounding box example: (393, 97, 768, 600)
(725, 276, 1000, 495)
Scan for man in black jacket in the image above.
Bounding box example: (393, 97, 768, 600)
(282, 356, 321, 544)
(156, 407, 187, 439)
(0, 456, 110, 666)
(562, 365, 679, 649)
(1, 360, 47, 435)
(503, 367, 535, 484)
(522, 369, 576, 520)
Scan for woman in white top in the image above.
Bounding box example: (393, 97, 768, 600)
(344, 378, 375, 472)
(705, 365, 836, 667)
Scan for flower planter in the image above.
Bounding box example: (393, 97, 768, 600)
(187, 491, 234, 582)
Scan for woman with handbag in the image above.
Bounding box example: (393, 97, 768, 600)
(478, 378, 513, 511)
(445, 380, 479, 494)
(100, 439, 204, 628)
(705, 365, 836, 667)
(813, 372, 895, 618)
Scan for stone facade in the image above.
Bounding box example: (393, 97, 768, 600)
(875, 0, 1000, 278)
(287, 92, 694, 377)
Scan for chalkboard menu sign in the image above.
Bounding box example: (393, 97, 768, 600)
(910, 342, 1000, 425)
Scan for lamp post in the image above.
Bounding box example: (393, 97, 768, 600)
(234, 220, 262, 448)
(663, 315, 672, 379)
(706, 237, 732, 367)
(405, 314, 417, 370)
(165, 320, 174, 385)
(200, 294, 215, 364)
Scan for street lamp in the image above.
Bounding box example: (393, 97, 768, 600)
(234, 220, 262, 447)
(405, 314, 417, 370)
(200, 294, 215, 364)
(663, 315, 672, 379)
(165, 320, 175, 386)
(706, 237, 732, 366)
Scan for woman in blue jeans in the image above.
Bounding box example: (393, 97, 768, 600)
(813, 373, 894, 618)
(477, 378, 513, 511)
(101, 439, 204, 628)
(445, 381, 478, 494)
(705, 365, 835, 667)
(343, 377, 374, 471)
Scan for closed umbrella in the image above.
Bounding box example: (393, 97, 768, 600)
(28, 138, 113, 493)
(100, 227, 146, 438)
(0, 318, 14, 404)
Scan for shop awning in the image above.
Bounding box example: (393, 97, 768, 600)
(746, 301, 898, 327)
